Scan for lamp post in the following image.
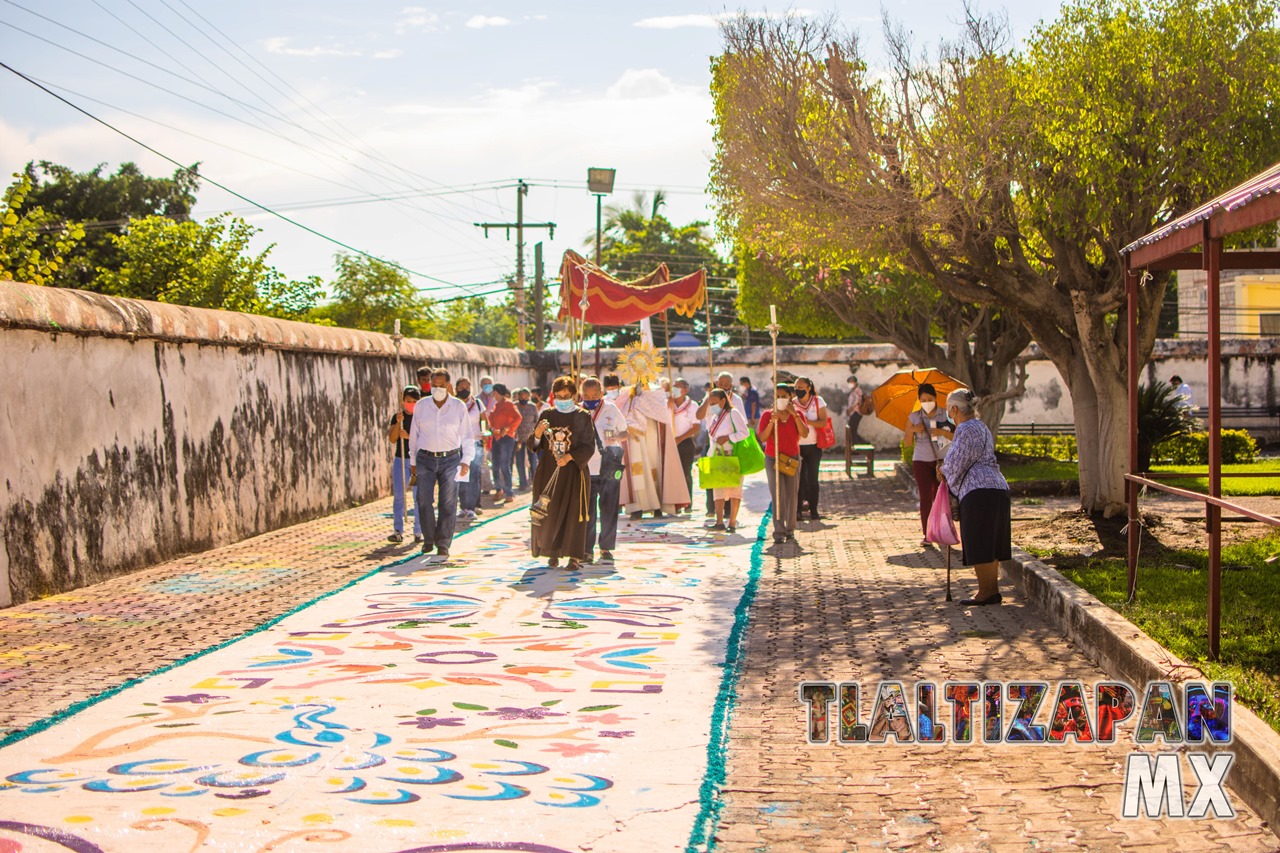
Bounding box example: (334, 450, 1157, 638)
(588, 167, 616, 375)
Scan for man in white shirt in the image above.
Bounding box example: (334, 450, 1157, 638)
(696, 371, 746, 517)
(1171, 374, 1196, 412)
(582, 376, 627, 563)
(670, 378, 701, 514)
(408, 367, 473, 560)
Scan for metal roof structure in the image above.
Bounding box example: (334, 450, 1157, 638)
(1121, 162, 1280, 661)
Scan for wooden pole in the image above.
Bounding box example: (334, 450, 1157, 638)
(706, 293, 714, 389)
(663, 310, 674, 387)
(768, 304, 782, 539)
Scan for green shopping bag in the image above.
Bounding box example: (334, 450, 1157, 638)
(698, 455, 742, 490)
(732, 429, 766, 476)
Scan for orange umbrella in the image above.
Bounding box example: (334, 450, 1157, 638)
(870, 368, 967, 432)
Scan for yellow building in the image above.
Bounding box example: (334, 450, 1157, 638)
(1178, 271, 1280, 336)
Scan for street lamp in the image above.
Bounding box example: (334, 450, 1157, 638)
(587, 167, 616, 267)
(587, 168, 616, 375)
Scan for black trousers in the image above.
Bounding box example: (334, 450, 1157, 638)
(797, 444, 823, 514)
(676, 438, 697, 506)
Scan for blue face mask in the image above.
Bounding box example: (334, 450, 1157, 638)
(482, 384, 494, 395)
(582, 399, 601, 410)
(554, 399, 576, 413)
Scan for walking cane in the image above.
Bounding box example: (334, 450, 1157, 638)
(945, 545, 953, 602)
(767, 305, 782, 536)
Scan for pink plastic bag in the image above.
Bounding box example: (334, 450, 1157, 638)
(926, 481, 960, 546)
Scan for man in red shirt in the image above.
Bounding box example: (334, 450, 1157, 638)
(758, 382, 809, 544)
(487, 383, 522, 504)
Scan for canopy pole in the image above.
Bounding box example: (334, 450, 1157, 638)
(706, 295, 714, 389)
(768, 304, 781, 536)
(663, 310, 674, 387)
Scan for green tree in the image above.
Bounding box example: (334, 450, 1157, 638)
(738, 253, 1031, 431)
(428, 291, 520, 348)
(0, 173, 84, 286)
(23, 161, 199, 290)
(590, 191, 739, 347)
(312, 253, 434, 336)
(712, 0, 1280, 514)
(98, 213, 321, 318)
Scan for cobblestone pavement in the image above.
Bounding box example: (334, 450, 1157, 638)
(0, 492, 528, 739)
(713, 470, 1279, 851)
(1, 466, 1277, 851)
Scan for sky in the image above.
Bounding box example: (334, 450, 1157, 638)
(0, 0, 1065, 304)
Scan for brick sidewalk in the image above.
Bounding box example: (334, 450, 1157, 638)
(713, 471, 1279, 851)
(0, 492, 526, 739)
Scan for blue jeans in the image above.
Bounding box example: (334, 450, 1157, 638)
(391, 456, 421, 536)
(491, 436, 515, 498)
(515, 443, 537, 489)
(586, 473, 621, 554)
(415, 449, 462, 551)
(459, 441, 483, 512)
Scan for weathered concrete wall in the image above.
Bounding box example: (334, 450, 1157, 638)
(549, 338, 1280, 448)
(0, 283, 534, 607)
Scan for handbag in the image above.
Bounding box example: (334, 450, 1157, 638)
(815, 419, 836, 450)
(775, 452, 800, 477)
(804, 397, 836, 450)
(698, 455, 742, 490)
(926, 481, 960, 546)
(732, 428, 766, 476)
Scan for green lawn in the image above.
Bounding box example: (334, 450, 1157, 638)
(1149, 460, 1280, 497)
(1002, 459, 1280, 495)
(1052, 532, 1280, 736)
(1002, 460, 1081, 483)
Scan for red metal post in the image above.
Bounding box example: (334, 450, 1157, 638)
(1126, 265, 1140, 599)
(1206, 233, 1223, 661)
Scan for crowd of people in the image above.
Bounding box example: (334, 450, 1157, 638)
(388, 366, 1013, 606)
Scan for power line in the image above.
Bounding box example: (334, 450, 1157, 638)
(165, 0, 510, 222)
(0, 10, 489, 241)
(0, 60, 502, 294)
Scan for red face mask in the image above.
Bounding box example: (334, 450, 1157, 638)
(404, 400, 417, 414)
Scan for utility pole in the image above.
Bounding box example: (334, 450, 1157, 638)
(534, 242, 545, 350)
(475, 179, 555, 350)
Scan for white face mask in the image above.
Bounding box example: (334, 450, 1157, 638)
(920, 401, 936, 414)
(431, 386, 448, 401)
(605, 389, 619, 400)
(777, 398, 790, 410)
(673, 388, 684, 398)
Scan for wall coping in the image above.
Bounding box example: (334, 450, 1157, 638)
(0, 281, 528, 366)
(5, 281, 1276, 367)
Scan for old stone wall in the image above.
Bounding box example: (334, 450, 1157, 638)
(0, 283, 533, 606)
(549, 338, 1280, 449)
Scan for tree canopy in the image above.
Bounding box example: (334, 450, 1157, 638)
(712, 0, 1280, 513)
(23, 160, 199, 290)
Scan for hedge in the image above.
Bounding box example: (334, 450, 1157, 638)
(1152, 430, 1259, 465)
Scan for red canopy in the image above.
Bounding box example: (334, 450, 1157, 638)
(558, 250, 706, 325)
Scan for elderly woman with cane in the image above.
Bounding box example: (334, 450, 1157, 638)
(939, 389, 1011, 606)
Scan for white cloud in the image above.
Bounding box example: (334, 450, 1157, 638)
(466, 15, 513, 29)
(606, 68, 687, 100)
(396, 7, 442, 34)
(634, 9, 814, 29)
(263, 36, 361, 57)
(524, 14, 548, 22)
(373, 49, 403, 60)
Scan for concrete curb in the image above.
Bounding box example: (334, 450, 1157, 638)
(1005, 547, 1280, 834)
